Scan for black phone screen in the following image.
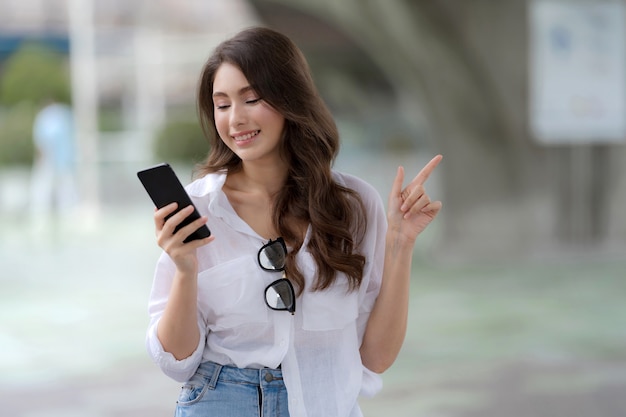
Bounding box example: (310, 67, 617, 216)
(137, 163, 211, 242)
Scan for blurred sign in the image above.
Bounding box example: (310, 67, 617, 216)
(529, 0, 626, 144)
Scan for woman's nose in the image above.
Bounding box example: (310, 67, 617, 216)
(230, 103, 247, 126)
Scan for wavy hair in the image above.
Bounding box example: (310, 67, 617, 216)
(196, 27, 367, 294)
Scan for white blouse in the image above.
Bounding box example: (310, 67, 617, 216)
(146, 170, 387, 417)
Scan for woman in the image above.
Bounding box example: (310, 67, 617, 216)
(146, 27, 442, 417)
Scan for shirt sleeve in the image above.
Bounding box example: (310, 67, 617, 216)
(354, 178, 388, 396)
(356, 179, 387, 338)
(145, 252, 206, 383)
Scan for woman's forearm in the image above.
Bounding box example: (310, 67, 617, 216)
(360, 233, 414, 373)
(157, 269, 201, 360)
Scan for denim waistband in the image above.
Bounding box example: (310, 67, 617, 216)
(195, 361, 284, 389)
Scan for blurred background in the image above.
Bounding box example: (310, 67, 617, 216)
(0, 0, 625, 416)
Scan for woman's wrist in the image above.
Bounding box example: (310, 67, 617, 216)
(385, 230, 415, 255)
(174, 265, 199, 282)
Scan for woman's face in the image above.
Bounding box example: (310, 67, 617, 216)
(212, 62, 286, 166)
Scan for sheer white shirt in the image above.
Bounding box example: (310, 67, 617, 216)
(146, 170, 387, 417)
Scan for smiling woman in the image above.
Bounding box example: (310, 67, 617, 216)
(145, 26, 442, 417)
(211, 62, 286, 161)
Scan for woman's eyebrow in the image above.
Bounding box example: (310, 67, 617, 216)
(213, 85, 255, 98)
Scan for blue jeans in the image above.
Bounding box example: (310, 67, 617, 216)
(175, 361, 289, 417)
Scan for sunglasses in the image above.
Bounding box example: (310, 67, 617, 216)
(257, 237, 296, 315)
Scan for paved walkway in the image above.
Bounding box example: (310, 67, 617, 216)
(1, 180, 625, 416)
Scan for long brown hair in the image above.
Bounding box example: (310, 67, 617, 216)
(196, 27, 367, 294)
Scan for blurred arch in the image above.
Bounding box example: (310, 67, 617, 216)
(250, 0, 521, 258)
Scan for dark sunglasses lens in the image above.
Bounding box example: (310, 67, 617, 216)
(265, 280, 294, 312)
(259, 241, 286, 270)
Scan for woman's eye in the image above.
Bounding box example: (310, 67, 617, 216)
(215, 104, 230, 110)
(246, 98, 261, 105)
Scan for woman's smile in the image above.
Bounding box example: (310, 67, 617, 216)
(232, 130, 260, 146)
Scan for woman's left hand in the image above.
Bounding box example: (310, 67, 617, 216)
(387, 154, 443, 243)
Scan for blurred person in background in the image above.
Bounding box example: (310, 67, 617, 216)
(145, 27, 442, 417)
(29, 96, 78, 231)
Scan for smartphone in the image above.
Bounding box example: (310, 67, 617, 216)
(137, 163, 211, 243)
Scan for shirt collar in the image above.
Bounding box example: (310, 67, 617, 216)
(190, 171, 313, 243)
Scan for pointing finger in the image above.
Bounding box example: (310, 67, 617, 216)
(413, 154, 442, 186)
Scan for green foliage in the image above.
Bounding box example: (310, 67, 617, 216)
(0, 102, 36, 165)
(0, 42, 71, 106)
(154, 119, 209, 164)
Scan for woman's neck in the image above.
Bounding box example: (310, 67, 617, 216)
(228, 161, 288, 198)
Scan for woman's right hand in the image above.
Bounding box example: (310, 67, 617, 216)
(154, 203, 214, 274)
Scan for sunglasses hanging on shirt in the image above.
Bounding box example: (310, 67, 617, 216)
(257, 237, 296, 315)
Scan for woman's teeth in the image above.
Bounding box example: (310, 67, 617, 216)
(234, 131, 259, 141)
